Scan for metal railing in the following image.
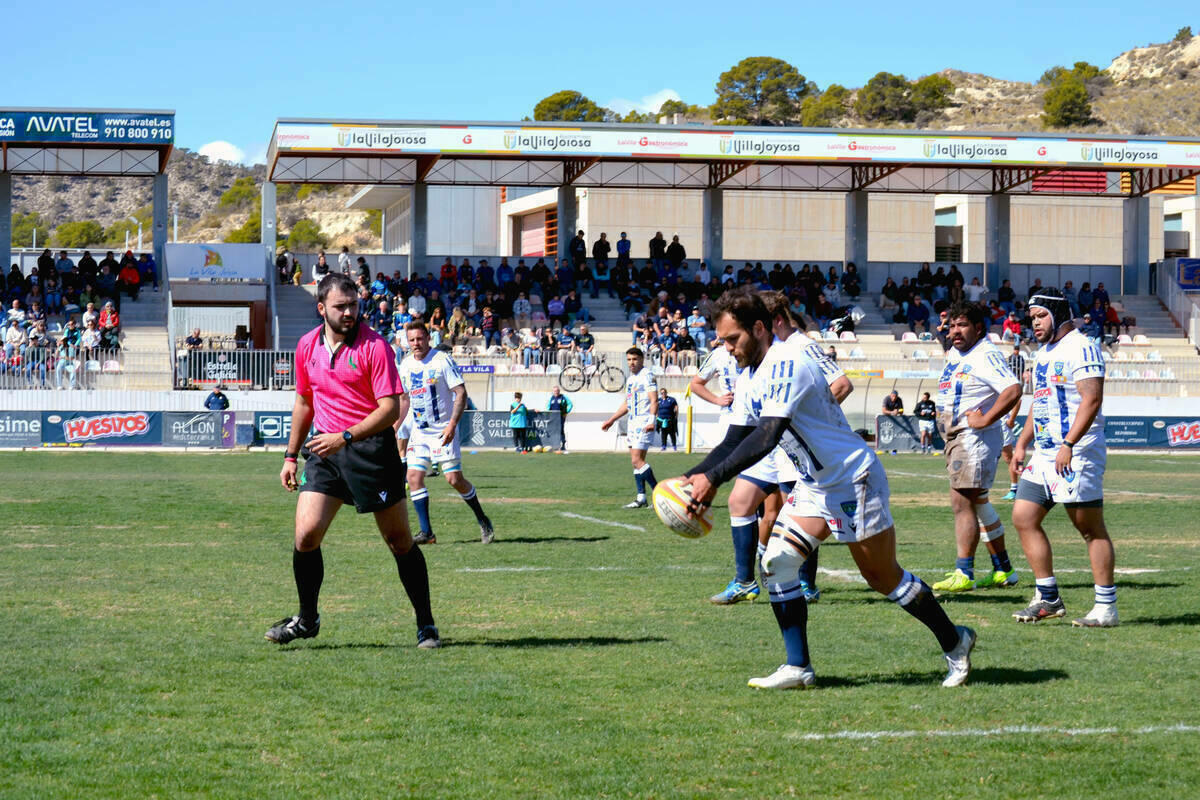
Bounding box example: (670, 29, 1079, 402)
(1156, 259, 1200, 348)
(0, 348, 137, 390)
(174, 348, 297, 390)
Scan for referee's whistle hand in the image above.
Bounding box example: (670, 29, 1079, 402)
(281, 463, 299, 492)
(308, 432, 346, 457)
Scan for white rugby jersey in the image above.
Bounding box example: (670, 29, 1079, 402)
(696, 347, 741, 415)
(625, 367, 657, 422)
(786, 330, 845, 385)
(936, 337, 1019, 436)
(744, 335, 875, 487)
(1030, 328, 1105, 454)
(397, 349, 464, 431)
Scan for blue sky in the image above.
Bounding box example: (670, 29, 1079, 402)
(3, 1, 1195, 165)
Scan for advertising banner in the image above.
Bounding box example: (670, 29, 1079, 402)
(0, 411, 43, 447)
(162, 412, 224, 447)
(165, 243, 267, 281)
(222, 412, 236, 447)
(253, 411, 295, 446)
(180, 350, 295, 389)
(41, 411, 162, 446)
(275, 122, 1200, 170)
(460, 410, 563, 450)
(874, 415, 944, 453)
(1177, 259, 1200, 291)
(1105, 416, 1200, 448)
(459, 364, 495, 374)
(0, 110, 173, 144)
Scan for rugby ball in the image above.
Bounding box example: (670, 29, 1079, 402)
(652, 478, 714, 539)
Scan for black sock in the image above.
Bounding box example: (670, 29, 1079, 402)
(293, 547, 323, 624)
(393, 545, 435, 629)
(891, 573, 960, 652)
(771, 598, 811, 668)
(798, 547, 819, 588)
(459, 485, 487, 523)
(642, 466, 657, 490)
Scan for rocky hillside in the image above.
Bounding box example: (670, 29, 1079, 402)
(10, 33, 1200, 250)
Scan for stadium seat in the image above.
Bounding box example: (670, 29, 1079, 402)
(1132, 351, 1146, 362)
(911, 349, 929, 360)
(807, 330, 821, 339)
(664, 365, 682, 376)
(529, 364, 545, 375)
(849, 347, 865, 359)
(1101, 351, 1112, 361)
(839, 331, 857, 342)
(1161, 368, 1176, 380)
(901, 332, 918, 343)
(1148, 351, 1163, 362)
(682, 365, 698, 376)
(823, 330, 839, 341)
(987, 333, 1002, 344)
(102, 360, 122, 373)
(531, 312, 548, 326)
(510, 364, 529, 375)
(493, 363, 510, 375)
(1117, 334, 1133, 346)
(918, 332, 934, 342)
(546, 364, 562, 376)
(529, 294, 542, 306)
(1143, 369, 1158, 380)
(1115, 351, 1129, 361)
(1132, 334, 1150, 346)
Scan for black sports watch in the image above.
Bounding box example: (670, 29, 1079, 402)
(342, 430, 353, 444)
(1061, 440, 1075, 448)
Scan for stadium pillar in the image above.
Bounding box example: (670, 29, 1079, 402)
(152, 173, 168, 279)
(844, 190, 868, 285)
(556, 186, 577, 264)
(0, 173, 11, 275)
(702, 187, 723, 272)
(1123, 196, 1151, 295)
(985, 194, 1010, 290)
(410, 182, 428, 279)
(261, 180, 277, 279)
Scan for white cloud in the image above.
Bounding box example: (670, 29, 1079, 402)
(605, 88, 681, 117)
(198, 140, 247, 165)
(244, 143, 268, 166)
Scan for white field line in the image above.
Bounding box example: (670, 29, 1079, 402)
(789, 723, 1200, 742)
(885, 470, 947, 480)
(558, 512, 645, 532)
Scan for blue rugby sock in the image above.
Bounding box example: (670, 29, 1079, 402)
(1036, 576, 1060, 603)
(411, 488, 433, 534)
(634, 471, 645, 496)
(771, 598, 810, 668)
(889, 570, 961, 652)
(955, 556, 975, 580)
(990, 550, 1013, 573)
(730, 516, 758, 583)
(798, 547, 819, 589)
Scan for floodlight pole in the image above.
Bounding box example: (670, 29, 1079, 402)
(129, 216, 142, 252)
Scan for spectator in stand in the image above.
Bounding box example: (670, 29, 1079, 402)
(337, 246, 352, 274)
(205, 385, 230, 410)
(185, 327, 204, 350)
(555, 258, 575, 293)
(310, 252, 332, 284)
(965, 277, 987, 304)
(812, 292, 834, 330)
(931, 266, 949, 302)
(1063, 280, 1079, 317)
(118, 260, 141, 302)
(569, 230, 588, 270)
(447, 306, 470, 347)
(55, 251, 75, 275)
(1080, 312, 1102, 343)
(370, 272, 390, 302)
(915, 262, 934, 296)
(520, 327, 541, 367)
(439, 258, 456, 291)
(139, 253, 158, 291)
(686, 306, 708, 352)
(97, 251, 118, 276)
(570, 323, 593, 366)
(496, 259, 514, 287)
(55, 335, 78, 389)
(1002, 312, 1022, 344)
(425, 306, 446, 347)
(479, 306, 499, 349)
(356, 286, 374, 320)
(997, 279, 1016, 313)
(622, 281, 644, 316)
(81, 302, 99, 329)
(591, 233, 612, 298)
(509, 392, 531, 453)
(80, 317, 102, 357)
(24, 332, 50, 387)
(666, 234, 686, 270)
(390, 300, 413, 337)
(1092, 282, 1110, 307)
(1007, 345, 1027, 392)
(369, 301, 393, 339)
(547, 385, 573, 454)
(914, 391, 937, 454)
(649, 231, 667, 270)
(42, 279, 62, 315)
(477, 259, 495, 291)
(631, 311, 651, 347)
(407, 287, 427, 318)
(7, 298, 25, 327)
(555, 326, 576, 366)
(513, 292, 532, 329)
(826, 345, 838, 362)
(841, 262, 862, 300)
(987, 300, 1006, 326)
(694, 260, 712, 286)
(546, 295, 567, 330)
(656, 323, 678, 368)
(1077, 282, 1093, 313)
(907, 295, 931, 333)
(676, 327, 697, 367)
(96, 265, 118, 309)
(564, 288, 589, 325)
(616, 231, 632, 267)
(880, 277, 900, 310)
(882, 390, 905, 416)
(99, 300, 119, 334)
(276, 251, 291, 284)
(1026, 277, 1044, 302)
(655, 387, 679, 451)
(4, 319, 26, 360)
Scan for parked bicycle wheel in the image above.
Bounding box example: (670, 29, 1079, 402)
(599, 365, 626, 392)
(559, 364, 586, 392)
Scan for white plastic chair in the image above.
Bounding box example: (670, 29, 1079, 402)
(682, 365, 698, 376)
(493, 363, 510, 375)
(1132, 334, 1150, 346)
(1131, 351, 1146, 362)
(823, 330, 839, 341)
(1114, 351, 1129, 361)
(839, 331, 857, 342)
(1117, 334, 1133, 346)
(911, 349, 929, 360)
(546, 363, 562, 376)
(1148, 351, 1163, 362)
(901, 332, 918, 343)
(849, 347, 866, 359)
(510, 364, 529, 375)
(528, 364, 545, 375)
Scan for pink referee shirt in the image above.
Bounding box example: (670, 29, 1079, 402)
(295, 323, 402, 434)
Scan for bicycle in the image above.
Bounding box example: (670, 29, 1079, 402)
(558, 353, 625, 393)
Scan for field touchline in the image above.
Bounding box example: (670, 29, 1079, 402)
(559, 512, 646, 532)
(789, 724, 1200, 742)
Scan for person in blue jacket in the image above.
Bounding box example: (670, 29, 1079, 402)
(509, 392, 531, 453)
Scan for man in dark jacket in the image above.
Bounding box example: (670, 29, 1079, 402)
(569, 230, 588, 269)
(666, 235, 686, 270)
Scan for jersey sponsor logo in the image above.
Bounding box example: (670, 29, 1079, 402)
(1033, 387, 1052, 399)
(63, 412, 150, 443)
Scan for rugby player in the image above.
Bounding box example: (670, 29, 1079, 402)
(678, 288, 974, 689)
(268, 274, 439, 649)
(398, 322, 494, 544)
(601, 347, 659, 508)
(1012, 289, 1117, 627)
(930, 302, 1023, 593)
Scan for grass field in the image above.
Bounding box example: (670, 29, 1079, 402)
(2, 450, 1199, 799)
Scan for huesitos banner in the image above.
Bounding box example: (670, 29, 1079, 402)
(41, 411, 162, 446)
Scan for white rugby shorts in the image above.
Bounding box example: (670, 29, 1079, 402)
(1018, 448, 1105, 506)
(944, 427, 1002, 490)
(626, 417, 655, 451)
(406, 424, 462, 470)
(780, 458, 893, 543)
(1002, 423, 1016, 448)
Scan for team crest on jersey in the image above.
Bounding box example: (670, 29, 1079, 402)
(839, 501, 858, 532)
(348, 353, 358, 370)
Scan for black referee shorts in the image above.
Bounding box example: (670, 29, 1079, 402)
(300, 431, 406, 513)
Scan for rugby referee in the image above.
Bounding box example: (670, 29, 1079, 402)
(267, 273, 440, 649)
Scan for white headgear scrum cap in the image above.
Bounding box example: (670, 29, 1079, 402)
(1028, 288, 1071, 330)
